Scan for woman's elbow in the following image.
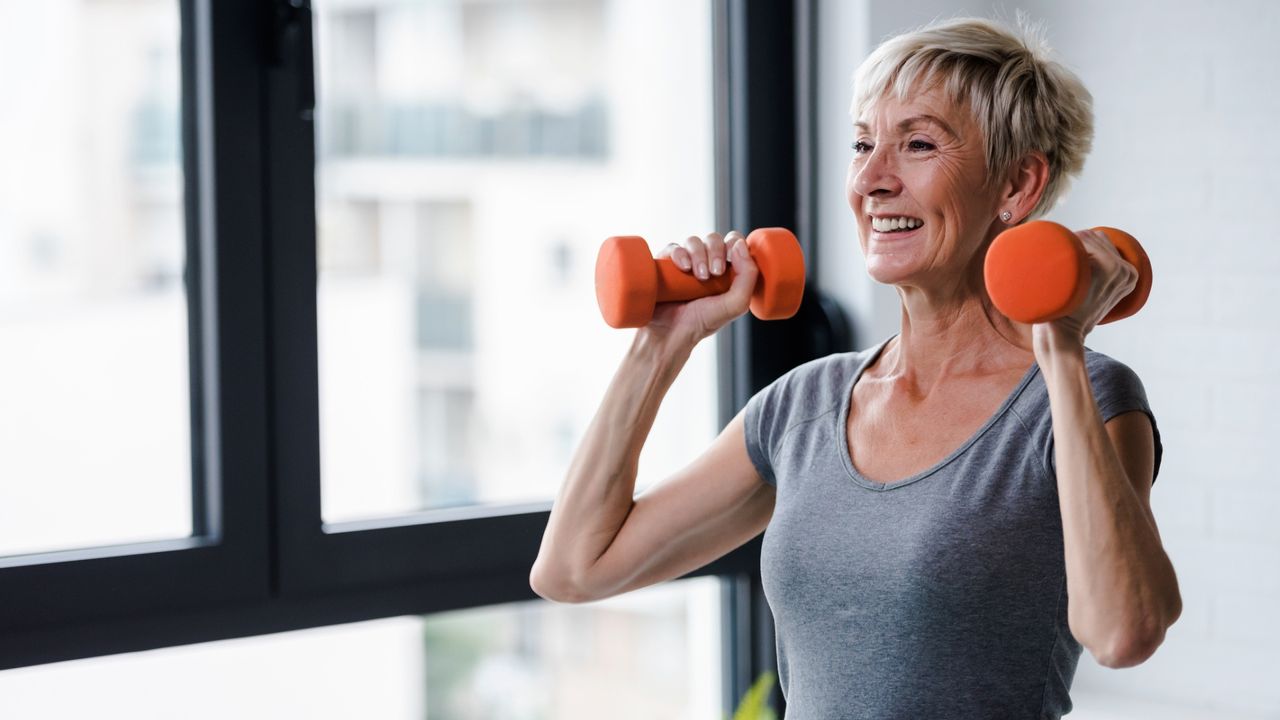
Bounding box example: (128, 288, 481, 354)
(1097, 588, 1182, 669)
(530, 566, 594, 604)
(1096, 621, 1172, 669)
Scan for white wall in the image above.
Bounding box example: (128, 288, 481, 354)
(817, 1, 1280, 717)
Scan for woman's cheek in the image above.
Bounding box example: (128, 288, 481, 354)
(845, 162, 860, 211)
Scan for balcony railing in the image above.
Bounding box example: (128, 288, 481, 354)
(320, 97, 609, 159)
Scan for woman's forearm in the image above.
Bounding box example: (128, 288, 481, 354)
(530, 328, 695, 600)
(1039, 342, 1180, 667)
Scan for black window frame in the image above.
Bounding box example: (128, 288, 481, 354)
(0, 1, 832, 717)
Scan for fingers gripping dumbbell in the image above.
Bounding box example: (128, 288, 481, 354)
(594, 227, 806, 328)
(983, 220, 1153, 325)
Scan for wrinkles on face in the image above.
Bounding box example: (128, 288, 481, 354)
(847, 86, 1000, 298)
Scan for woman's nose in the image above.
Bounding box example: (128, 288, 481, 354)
(851, 147, 902, 198)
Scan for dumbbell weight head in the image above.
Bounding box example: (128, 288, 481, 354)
(595, 235, 660, 328)
(983, 220, 1090, 325)
(745, 227, 807, 321)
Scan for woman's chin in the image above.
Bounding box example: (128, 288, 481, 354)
(864, 256, 918, 286)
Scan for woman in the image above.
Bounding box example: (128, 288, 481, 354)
(531, 16, 1181, 719)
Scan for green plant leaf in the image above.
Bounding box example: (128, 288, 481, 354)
(729, 670, 777, 720)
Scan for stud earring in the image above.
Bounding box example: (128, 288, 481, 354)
(1000, 211, 1013, 223)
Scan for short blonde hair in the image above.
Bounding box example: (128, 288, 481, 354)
(851, 16, 1093, 220)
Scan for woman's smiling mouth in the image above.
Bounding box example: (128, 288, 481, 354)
(869, 215, 924, 238)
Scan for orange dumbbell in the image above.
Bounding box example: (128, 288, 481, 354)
(594, 227, 806, 328)
(983, 220, 1153, 325)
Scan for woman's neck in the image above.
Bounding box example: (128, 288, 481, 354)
(878, 289, 1033, 393)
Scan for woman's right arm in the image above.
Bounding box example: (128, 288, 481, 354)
(529, 232, 772, 603)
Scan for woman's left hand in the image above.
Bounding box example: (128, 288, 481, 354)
(1032, 229, 1140, 357)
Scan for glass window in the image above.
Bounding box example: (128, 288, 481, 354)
(0, 576, 723, 719)
(0, 0, 190, 557)
(314, 0, 718, 523)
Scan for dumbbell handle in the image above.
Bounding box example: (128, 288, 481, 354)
(651, 256, 734, 301)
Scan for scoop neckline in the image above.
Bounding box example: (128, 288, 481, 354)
(835, 334, 1041, 492)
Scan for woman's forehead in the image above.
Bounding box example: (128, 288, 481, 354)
(851, 88, 970, 135)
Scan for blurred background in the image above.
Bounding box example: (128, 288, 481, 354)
(0, 0, 1275, 718)
(3, 0, 722, 717)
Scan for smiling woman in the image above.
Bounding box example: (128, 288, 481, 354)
(744, 16, 1176, 718)
(846, 21, 1092, 290)
(536, 13, 1177, 720)
(851, 19, 1093, 220)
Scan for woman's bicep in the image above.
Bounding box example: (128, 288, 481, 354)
(1105, 409, 1158, 531)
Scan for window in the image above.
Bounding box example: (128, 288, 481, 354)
(0, 3, 808, 717)
(312, 0, 718, 524)
(0, 0, 190, 558)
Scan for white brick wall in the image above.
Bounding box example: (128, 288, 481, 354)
(818, 1, 1280, 716)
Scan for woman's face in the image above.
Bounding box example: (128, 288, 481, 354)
(846, 84, 1001, 289)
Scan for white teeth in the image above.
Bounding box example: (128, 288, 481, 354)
(871, 216, 922, 232)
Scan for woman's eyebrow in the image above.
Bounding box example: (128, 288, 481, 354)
(854, 114, 958, 138)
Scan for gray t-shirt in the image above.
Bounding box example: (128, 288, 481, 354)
(743, 335, 1162, 720)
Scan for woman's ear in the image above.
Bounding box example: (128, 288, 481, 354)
(1000, 151, 1050, 223)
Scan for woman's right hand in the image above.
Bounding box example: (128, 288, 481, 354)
(642, 230, 759, 346)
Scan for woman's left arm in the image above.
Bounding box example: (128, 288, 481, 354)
(1034, 230, 1183, 669)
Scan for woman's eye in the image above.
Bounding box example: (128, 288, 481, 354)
(907, 139, 935, 152)
(852, 140, 872, 154)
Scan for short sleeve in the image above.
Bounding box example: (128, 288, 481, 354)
(743, 376, 784, 487)
(1050, 352, 1163, 486)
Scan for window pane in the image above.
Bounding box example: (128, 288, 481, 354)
(315, 0, 717, 522)
(0, 0, 190, 556)
(0, 576, 723, 719)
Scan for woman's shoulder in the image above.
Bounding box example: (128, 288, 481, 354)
(1018, 347, 1152, 418)
(748, 339, 889, 422)
(743, 349, 862, 450)
(1082, 346, 1139, 374)
(1081, 347, 1153, 415)
(1022, 347, 1145, 388)
(766, 339, 888, 394)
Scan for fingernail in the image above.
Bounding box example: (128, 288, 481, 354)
(697, 263, 708, 279)
(677, 256, 690, 270)
(712, 259, 724, 275)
